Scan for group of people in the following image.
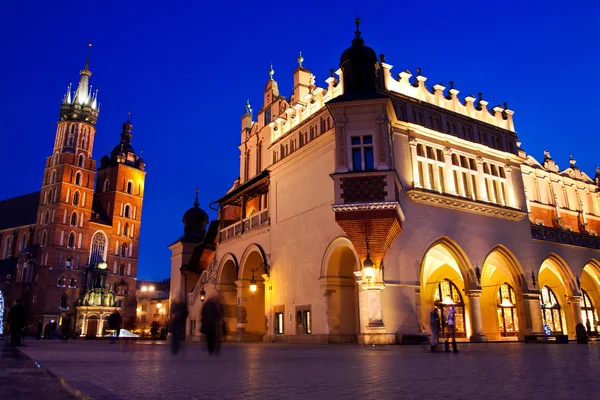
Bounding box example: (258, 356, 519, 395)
(429, 305, 459, 353)
(168, 292, 226, 356)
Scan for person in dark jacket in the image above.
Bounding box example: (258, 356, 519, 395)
(200, 293, 224, 355)
(150, 320, 160, 341)
(169, 295, 188, 355)
(7, 300, 27, 346)
(108, 310, 123, 343)
(36, 320, 43, 340)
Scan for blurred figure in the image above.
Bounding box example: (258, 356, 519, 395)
(170, 295, 188, 355)
(150, 320, 160, 341)
(7, 300, 27, 346)
(429, 307, 440, 352)
(61, 315, 71, 342)
(44, 323, 51, 340)
(108, 310, 123, 344)
(200, 292, 224, 355)
(445, 305, 458, 353)
(36, 320, 43, 340)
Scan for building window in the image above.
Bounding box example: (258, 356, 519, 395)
(69, 277, 76, 288)
(19, 234, 27, 251)
(73, 191, 79, 206)
(540, 286, 563, 334)
(57, 276, 65, 287)
(264, 107, 271, 126)
(123, 223, 129, 237)
(119, 264, 125, 276)
(256, 142, 262, 174)
(433, 279, 466, 338)
(581, 290, 598, 332)
(32, 295, 37, 303)
(75, 172, 82, 186)
(35, 274, 39, 283)
(67, 232, 75, 248)
(141, 304, 147, 312)
(70, 211, 78, 226)
(126, 181, 133, 194)
(121, 244, 127, 257)
(296, 308, 312, 334)
(275, 312, 284, 334)
(60, 293, 68, 310)
(103, 179, 110, 193)
(141, 315, 147, 323)
(78, 154, 84, 168)
(124, 205, 131, 218)
(89, 231, 107, 266)
(497, 283, 519, 337)
(351, 136, 374, 171)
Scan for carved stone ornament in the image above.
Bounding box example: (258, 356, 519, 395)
(374, 114, 386, 124)
(335, 117, 346, 127)
(408, 137, 417, 147)
(444, 146, 453, 156)
(476, 155, 484, 165)
(504, 164, 512, 172)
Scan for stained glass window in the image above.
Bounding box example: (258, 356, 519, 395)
(497, 283, 519, 337)
(433, 279, 466, 338)
(89, 232, 107, 266)
(581, 290, 598, 332)
(540, 286, 563, 334)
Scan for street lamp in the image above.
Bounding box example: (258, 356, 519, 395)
(200, 289, 206, 302)
(249, 274, 257, 294)
(362, 229, 374, 284)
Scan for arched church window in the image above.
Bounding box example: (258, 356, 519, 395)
(44, 210, 49, 225)
(433, 279, 466, 338)
(69, 277, 76, 288)
(60, 293, 68, 309)
(124, 205, 131, 218)
(497, 283, 519, 336)
(50, 170, 56, 184)
(73, 191, 80, 206)
(19, 234, 27, 251)
(581, 290, 598, 332)
(67, 232, 75, 248)
(89, 231, 107, 266)
(70, 212, 78, 227)
(75, 172, 82, 186)
(103, 179, 110, 193)
(3, 236, 12, 259)
(53, 153, 59, 166)
(78, 154, 84, 168)
(81, 128, 87, 149)
(57, 276, 65, 287)
(40, 230, 48, 247)
(540, 286, 564, 334)
(121, 243, 127, 257)
(126, 181, 133, 194)
(119, 264, 125, 276)
(123, 223, 129, 237)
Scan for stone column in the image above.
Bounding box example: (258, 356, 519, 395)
(476, 156, 489, 201)
(262, 274, 271, 343)
(354, 271, 390, 345)
(234, 280, 246, 341)
(466, 290, 487, 342)
(570, 296, 584, 326)
(522, 292, 544, 335)
(443, 147, 457, 195)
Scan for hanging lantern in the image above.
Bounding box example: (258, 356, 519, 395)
(249, 275, 257, 294)
(200, 289, 206, 302)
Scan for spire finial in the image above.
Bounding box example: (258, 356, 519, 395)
(84, 37, 92, 70)
(245, 99, 252, 115)
(194, 188, 199, 208)
(269, 64, 274, 80)
(353, 14, 364, 45)
(127, 106, 131, 122)
(297, 51, 304, 67)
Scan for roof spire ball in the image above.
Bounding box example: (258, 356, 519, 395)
(269, 64, 275, 80)
(182, 188, 209, 239)
(353, 15, 364, 45)
(297, 51, 304, 67)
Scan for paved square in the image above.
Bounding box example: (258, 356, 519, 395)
(17, 340, 600, 399)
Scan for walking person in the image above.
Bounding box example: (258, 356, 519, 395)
(61, 315, 71, 342)
(150, 320, 160, 342)
(169, 295, 188, 355)
(36, 320, 43, 340)
(108, 310, 122, 344)
(445, 305, 458, 353)
(7, 300, 27, 346)
(200, 293, 224, 355)
(429, 307, 441, 352)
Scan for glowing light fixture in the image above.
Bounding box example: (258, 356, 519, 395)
(200, 289, 206, 302)
(499, 298, 513, 308)
(141, 286, 148, 292)
(249, 276, 257, 294)
(149, 285, 155, 291)
(362, 225, 375, 284)
(442, 296, 455, 306)
(97, 260, 107, 269)
(156, 303, 162, 309)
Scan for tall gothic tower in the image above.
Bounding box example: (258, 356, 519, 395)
(36, 43, 99, 270)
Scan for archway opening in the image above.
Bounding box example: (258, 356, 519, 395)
(218, 259, 238, 340)
(239, 250, 266, 341)
(421, 241, 471, 339)
(581, 263, 600, 334)
(323, 244, 359, 343)
(538, 257, 572, 336)
(480, 249, 524, 340)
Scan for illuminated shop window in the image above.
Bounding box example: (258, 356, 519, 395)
(275, 312, 284, 335)
(433, 279, 466, 338)
(540, 286, 564, 334)
(497, 283, 519, 337)
(581, 290, 598, 332)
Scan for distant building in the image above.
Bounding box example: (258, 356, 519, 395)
(136, 279, 170, 335)
(170, 19, 600, 344)
(0, 44, 146, 337)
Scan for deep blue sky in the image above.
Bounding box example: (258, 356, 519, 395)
(1, 1, 599, 281)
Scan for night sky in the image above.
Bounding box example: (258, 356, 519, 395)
(1, 1, 599, 281)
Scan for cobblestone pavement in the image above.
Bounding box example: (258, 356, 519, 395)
(15, 339, 600, 400)
(0, 339, 76, 399)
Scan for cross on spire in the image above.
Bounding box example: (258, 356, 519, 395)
(194, 188, 199, 207)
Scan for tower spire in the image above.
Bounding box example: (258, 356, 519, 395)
(194, 188, 199, 208)
(353, 15, 364, 45)
(74, 40, 94, 108)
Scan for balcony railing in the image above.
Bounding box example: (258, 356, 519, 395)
(220, 208, 270, 242)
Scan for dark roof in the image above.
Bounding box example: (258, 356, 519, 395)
(0, 192, 39, 230)
(326, 91, 389, 104)
(214, 170, 269, 205)
(185, 220, 219, 274)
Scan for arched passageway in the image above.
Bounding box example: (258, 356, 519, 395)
(580, 262, 600, 334)
(217, 257, 238, 340)
(321, 239, 359, 343)
(238, 247, 266, 341)
(537, 256, 575, 336)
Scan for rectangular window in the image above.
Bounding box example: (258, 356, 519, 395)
(351, 135, 374, 171)
(264, 107, 271, 126)
(275, 312, 284, 334)
(438, 166, 445, 193)
(141, 304, 147, 312)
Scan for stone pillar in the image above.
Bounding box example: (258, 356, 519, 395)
(409, 138, 421, 188)
(570, 296, 584, 326)
(522, 292, 544, 335)
(262, 274, 271, 343)
(234, 280, 246, 341)
(476, 156, 489, 201)
(354, 270, 391, 344)
(443, 147, 457, 195)
(466, 290, 487, 342)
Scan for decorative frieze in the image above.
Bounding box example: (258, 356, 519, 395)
(530, 224, 600, 250)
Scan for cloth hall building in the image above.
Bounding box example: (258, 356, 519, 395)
(0, 48, 146, 337)
(170, 20, 600, 344)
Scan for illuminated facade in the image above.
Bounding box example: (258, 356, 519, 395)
(0, 45, 146, 337)
(135, 280, 170, 335)
(172, 20, 600, 343)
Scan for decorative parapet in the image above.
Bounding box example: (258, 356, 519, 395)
(381, 64, 514, 132)
(406, 189, 526, 221)
(530, 224, 600, 250)
(219, 208, 270, 242)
